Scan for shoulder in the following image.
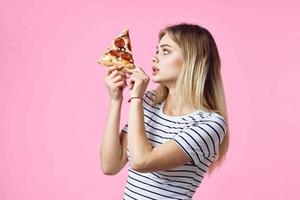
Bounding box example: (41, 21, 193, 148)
(208, 112, 227, 128)
(193, 112, 228, 138)
(193, 111, 226, 126)
(142, 89, 156, 103)
(144, 89, 155, 98)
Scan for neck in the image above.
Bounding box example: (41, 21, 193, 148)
(163, 89, 197, 116)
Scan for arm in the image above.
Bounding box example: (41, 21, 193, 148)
(100, 99, 125, 175)
(129, 114, 227, 173)
(127, 98, 153, 169)
(127, 98, 191, 172)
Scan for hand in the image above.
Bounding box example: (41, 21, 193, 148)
(125, 66, 150, 98)
(104, 65, 127, 101)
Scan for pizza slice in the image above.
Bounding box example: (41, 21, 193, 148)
(96, 28, 135, 74)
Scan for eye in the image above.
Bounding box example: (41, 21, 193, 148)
(162, 49, 169, 54)
(155, 49, 169, 55)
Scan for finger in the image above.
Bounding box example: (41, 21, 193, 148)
(112, 80, 126, 90)
(106, 65, 118, 75)
(106, 65, 123, 76)
(107, 70, 118, 79)
(139, 67, 146, 73)
(132, 71, 144, 77)
(122, 79, 127, 87)
(132, 67, 143, 74)
(132, 67, 146, 76)
(128, 80, 134, 90)
(125, 76, 132, 86)
(120, 83, 126, 90)
(128, 76, 136, 90)
(114, 80, 125, 87)
(128, 73, 149, 86)
(111, 74, 125, 83)
(129, 75, 140, 84)
(131, 67, 140, 73)
(130, 73, 145, 80)
(125, 68, 134, 74)
(109, 69, 125, 79)
(125, 73, 130, 79)
(131, 73, 142, 79)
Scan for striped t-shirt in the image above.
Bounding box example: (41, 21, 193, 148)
(121, 90, 227, 200)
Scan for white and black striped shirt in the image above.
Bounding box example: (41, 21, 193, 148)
(121, 90, 227, 200)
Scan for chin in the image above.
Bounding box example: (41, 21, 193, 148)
(151, 76, 161, 83)
(151, 75, 157, 81)
(151, 78, 159, 83)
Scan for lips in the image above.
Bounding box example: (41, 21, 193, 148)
(152, 67, 159, 72)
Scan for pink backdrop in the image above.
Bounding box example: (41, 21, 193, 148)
(1, 0, 300, 199)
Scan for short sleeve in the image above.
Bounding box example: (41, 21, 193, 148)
(121, 122, 128, 133)
(120, 89, 155, 134)
(172, 115, 227, 166)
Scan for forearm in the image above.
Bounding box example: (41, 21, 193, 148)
(127, 98, 153, 168)
(100, 99, 123, 173)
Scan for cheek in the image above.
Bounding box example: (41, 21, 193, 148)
(157, 52, 183, 77)
(160, 67, 180, 78)
(171, 55, 183, 72)
(163, 54, 183, 66)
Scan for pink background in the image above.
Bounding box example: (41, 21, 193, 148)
(1, 0, 300, 199)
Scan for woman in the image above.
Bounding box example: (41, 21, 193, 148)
(100, 22, 229, 199)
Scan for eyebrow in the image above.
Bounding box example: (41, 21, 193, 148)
(156, 44, 172, 49)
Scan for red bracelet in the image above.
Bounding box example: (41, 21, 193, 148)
(128, 96, 142, 103)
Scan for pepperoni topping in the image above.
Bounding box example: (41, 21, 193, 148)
(114, 38, 125, 48)
(109, 50, 121, 58)
(111, 34, 133, 62)
(121, 52, 132, 61)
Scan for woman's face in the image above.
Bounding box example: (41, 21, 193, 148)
(151, 33, 183, 87)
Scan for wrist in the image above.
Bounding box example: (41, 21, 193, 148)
(110, 98, 123, 105)
(128, 96, 143, 103)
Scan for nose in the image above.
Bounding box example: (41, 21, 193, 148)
(152, 56, 158, 63)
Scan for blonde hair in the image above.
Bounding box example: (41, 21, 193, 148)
(151, 23, 230, 176)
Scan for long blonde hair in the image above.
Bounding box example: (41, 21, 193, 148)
(151, 23, 230, 176)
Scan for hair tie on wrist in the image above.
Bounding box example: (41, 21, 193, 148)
(128, 97, 142, 102)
